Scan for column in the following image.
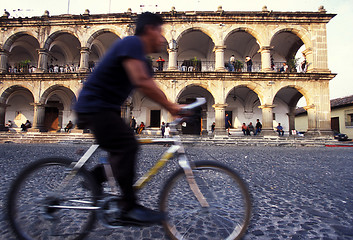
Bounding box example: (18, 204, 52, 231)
(0, 103, 9, 130)
(259, 104, 276, 135)
(302, 48, 313, 73)
(260, 46, 272, 72)
(167, 49, 178, 71)
(287, 106, 296, 135)
(79, 47, 90, 73)
(212, 104, 227, 136)
(214, 46, 226, 72)
(30, 103, 46, 132)
(36, 48, 49, 72)
(304, 104, 317, 134)
(0, 49, 9, 73)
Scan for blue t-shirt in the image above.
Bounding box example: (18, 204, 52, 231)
(75, 36, 153, 113)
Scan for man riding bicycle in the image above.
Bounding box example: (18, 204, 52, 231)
(75, 12, 181, 225)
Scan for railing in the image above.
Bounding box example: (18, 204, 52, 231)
(3, 61, 298, 74)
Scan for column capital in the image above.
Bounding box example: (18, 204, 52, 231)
(37, 48, 48, 54)
(0, 103, 10, 108)
(302, 48, 312, 55)
(303, 104, 315, 111)
(258, 46, 273, 52)
(212, 103, 228, 109)
(214, 45, 226, 51)
(30, 102, 46, 107)
(80, 47, 90, 53)
(0, 48, 9, 55)
(258, 104, 275, 109)
(167, 48, 178, 53)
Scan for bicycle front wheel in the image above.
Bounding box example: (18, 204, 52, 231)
(7, 157, 100, 240)
(160, 160, 251, 240)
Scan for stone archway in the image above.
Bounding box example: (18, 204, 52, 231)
(40, 85, 76, 131)
(4, 33, 40, 73)
(45, 31, 81, 72)
(176, 29, 215, 71)
(0, 85, 35, 129)
(177, 85, 215, 134)
(270, 30, 306, 72)
(87, 29, 121, 70)
(224, 29, 261, 72)
(225, 86, 262, 131)
(273, 86, 308, 134)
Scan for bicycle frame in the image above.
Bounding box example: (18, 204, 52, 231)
(60, 97, 209, 207)
(60, 134, 209, 208)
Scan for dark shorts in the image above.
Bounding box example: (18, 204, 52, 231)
(76, 111, 138, 153)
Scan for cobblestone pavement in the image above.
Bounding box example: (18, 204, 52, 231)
(1, 143, 353, 239)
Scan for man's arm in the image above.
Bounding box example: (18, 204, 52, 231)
(123, 59, 180, 116)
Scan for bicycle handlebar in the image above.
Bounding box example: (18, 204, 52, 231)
(170, 98, 206, 127)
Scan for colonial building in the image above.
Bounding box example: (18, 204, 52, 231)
(0, 6, 336, 135)
(296, 95, 353, 137)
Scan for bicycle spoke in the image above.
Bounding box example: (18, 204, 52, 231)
(160, 161, 251, 240)
(8, 158, 98, 240)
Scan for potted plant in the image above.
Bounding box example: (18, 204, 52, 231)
(287, 55, 299, 72)
(191, 57, 201, 71)
(234, 60, 244, 72)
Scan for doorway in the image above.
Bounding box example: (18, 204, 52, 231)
(44, 107, 59, 131)
(331, 117, 340, 132)
(150, 110, 161, 127)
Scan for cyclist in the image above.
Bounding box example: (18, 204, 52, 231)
(75, 12, 181, 225)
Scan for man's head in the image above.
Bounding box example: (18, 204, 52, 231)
(135, 12, 165, 53)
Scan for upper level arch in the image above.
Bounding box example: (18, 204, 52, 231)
(86, 29, 121, 65)
(176, 28, 216, 71)
(270, 27, 311, 70)
(224, 28, 261, 71)
(224, 27, 264, 47)
(3, 33, 40, 71)
(45, 31, 81, 67)
(271, 26, 311, 49)
(175, 27, 217, 46)
(86, 28, 121, 49)
(44, 30, 81, 50)
(3, 31, 39, 52)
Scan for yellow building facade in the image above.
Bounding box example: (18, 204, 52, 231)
(0, 7, 336, 136)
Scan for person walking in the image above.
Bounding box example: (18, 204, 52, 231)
(225, 113, 231, 136)
(161, 121, 166, 137)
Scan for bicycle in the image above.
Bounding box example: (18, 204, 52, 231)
(7, 98, 251, 240)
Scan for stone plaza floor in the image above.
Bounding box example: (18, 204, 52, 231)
(0, 143, 352, 239)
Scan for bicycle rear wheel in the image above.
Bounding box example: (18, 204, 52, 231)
(160, 160, 251, 240)
(7, 157, 100, 240)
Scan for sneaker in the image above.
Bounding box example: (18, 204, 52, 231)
(115, 204, 165, 226)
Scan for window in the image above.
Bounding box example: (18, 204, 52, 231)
(345, 109, 353, 127)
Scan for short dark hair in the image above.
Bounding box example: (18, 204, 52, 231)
(135, 12, 164, 36)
